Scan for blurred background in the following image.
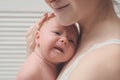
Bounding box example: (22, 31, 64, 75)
(0, 0, 120, 80)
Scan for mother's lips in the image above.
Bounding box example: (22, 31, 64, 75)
(56, 4, 69, 10)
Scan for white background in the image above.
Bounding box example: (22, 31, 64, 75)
(0, 0, 51, 11)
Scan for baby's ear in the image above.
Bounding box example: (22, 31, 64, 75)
(35, 31, 40, 44)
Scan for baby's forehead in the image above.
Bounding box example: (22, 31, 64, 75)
(65, 24, 78, 32)
(65, 24, 80, 39)
(45, 17, 79, 35)
(44, 17, 61, 26)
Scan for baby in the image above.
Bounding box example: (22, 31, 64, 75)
(16, 17, 79, 80)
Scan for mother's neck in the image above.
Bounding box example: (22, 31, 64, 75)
(78, 0, 118, 39)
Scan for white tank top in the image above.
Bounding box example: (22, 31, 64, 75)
(57, 39, 120, 80)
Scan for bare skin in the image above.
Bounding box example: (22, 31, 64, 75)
(16, 52, 58, 80)
(26, 0, 120, 80)
(53, 0, 120, 80)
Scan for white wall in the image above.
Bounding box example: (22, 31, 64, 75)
(0, 0, 51, 11)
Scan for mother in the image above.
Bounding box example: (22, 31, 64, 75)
(26, 0, 120, 80)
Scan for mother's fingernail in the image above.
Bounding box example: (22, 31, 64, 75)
(44, 13, 48, 16)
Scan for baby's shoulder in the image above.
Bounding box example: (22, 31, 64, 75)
(16, 56, 42, 80)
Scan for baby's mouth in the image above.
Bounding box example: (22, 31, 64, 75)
(54, 46, 64, 53)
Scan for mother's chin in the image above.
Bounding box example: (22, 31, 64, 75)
(55, 15, 76, 26)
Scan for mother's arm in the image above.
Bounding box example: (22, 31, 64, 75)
(66, 45, 120, 80)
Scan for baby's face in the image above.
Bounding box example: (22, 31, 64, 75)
(38, 17, 78, 64)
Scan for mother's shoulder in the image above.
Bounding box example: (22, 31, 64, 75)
(89, 43, 120, 60)
(68, 44, 120, 80)
(81, 43, 120, 65)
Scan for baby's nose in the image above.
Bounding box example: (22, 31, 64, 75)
(60, 38, 68, 46)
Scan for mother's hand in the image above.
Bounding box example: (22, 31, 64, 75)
(26, 13, 55, 56)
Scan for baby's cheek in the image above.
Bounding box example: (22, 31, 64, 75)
(69, 47, 75, 55)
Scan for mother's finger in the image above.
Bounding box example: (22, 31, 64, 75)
(38, 13, 55, 30)
(26, 13, 49, 56)
(37, 13, 48, 30)
(27, 13, 48, 35)
(47, 13, 55, 20)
